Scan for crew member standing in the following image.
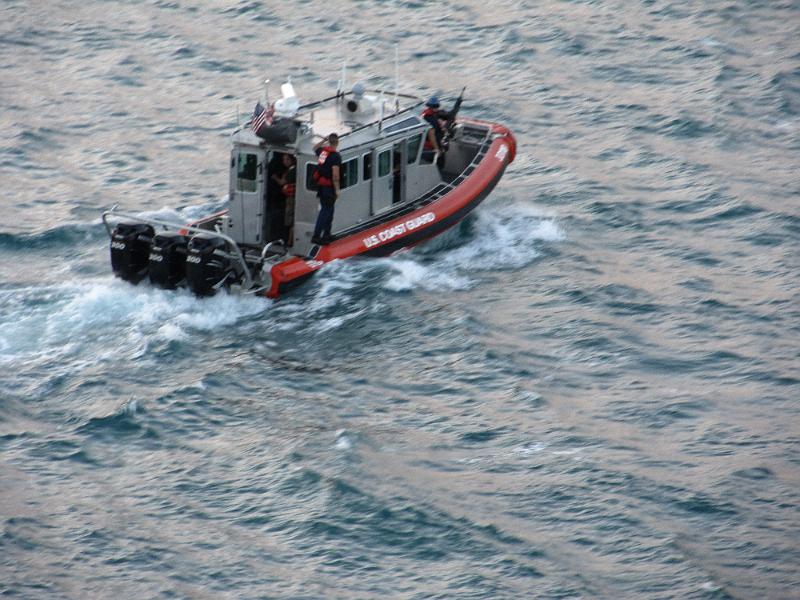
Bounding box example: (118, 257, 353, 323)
(267, 152, 289, 241)
(421, 96, 451, 167)
(312, 133, 341, 244)
(278, 154, 296, 244)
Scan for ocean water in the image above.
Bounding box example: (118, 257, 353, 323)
(1, 1, 799, 598)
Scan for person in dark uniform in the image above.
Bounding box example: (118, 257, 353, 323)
(421, 96, 452, 167)
(312, 133, 341, 245)
(275, 153, 296, 244)
(268, 152, 288, 201)
(279, 153, 296, 199)
(266, 152, 288, 241)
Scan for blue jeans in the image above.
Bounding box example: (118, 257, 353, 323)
(313, 187, 336, 239)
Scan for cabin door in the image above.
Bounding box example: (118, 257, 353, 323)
(265, 151, 293, 244)
(229, 146, 267, 245)
(370, 144, 394, 214)
(392, 140, 406, 205)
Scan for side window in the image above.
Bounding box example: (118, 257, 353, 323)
(236, 153, 258, 192)
(363, 153, 372, 181)
(305, 162, 318, 191)
(407, 134, 422, 164)
(378, 150, 391, 177)
(340, 157, 358, 189)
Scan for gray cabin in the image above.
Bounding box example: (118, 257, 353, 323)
(224, 84, 447, 257)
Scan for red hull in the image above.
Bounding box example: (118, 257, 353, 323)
(266, 120, 516, 297)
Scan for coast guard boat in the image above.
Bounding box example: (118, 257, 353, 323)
(103, 77, 516, 298)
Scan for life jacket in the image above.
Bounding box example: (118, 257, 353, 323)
(422, 108, 442, 150)
(313, 146, 338, 187)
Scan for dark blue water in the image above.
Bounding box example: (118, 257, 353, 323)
(2, 1, 799, 598)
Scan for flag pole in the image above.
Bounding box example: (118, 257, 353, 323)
(394, 45, 400, 112)
(337, 62, 347, 99)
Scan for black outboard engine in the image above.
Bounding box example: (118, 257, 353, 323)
(148, 232, 189, 289)
(185, 233, 238, 297)
(110, 222, 154, 284)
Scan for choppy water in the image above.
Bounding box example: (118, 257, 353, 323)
(1, 1, 799, 598)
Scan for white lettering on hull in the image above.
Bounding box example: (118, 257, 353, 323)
(362, 211, 436, 249)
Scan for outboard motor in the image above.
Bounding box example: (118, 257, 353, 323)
(185, 233, 238, 296)
(148, 232, 189, 289)
(110, 222, 154, 284)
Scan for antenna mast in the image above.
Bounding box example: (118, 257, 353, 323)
(337, 62, 347, 98)
(379, 90, 385, 132)
(394, 45, 399, 112)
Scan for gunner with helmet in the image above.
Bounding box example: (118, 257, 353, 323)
(421, 96, 452, 167)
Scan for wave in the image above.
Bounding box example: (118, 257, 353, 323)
(0, 222, 100, 250)
(379, 203, 563, 292)
(0, 278, 268, 365)
(0, 201, 561, 361)
(258, 202, 566, 342)
(256, 202, 565, 340)
(0, 199, 229, 253)
(74, 399, 156, 441)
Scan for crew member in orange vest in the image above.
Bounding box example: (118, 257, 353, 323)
(312, 133, 341, 245)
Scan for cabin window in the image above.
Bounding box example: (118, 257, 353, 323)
(363, 153, 372, 181)
(236, 153, 258, 192)
(407, 134, 422, 164)
(340, 157, 358, 189)
(305, 162, 318, 191)
(383, 116, 423, 134)
(378, 150, 391, 177)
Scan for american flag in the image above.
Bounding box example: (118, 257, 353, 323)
(251, 102, 274, 136)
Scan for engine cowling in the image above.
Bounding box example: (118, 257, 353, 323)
(185, 233, 238, 296)
(148, 232, 189, 289)
(110, 222, 154, 284)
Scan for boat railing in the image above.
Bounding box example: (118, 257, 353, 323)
(296, 89, 424, 140)
(298, 89, 420, 112)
